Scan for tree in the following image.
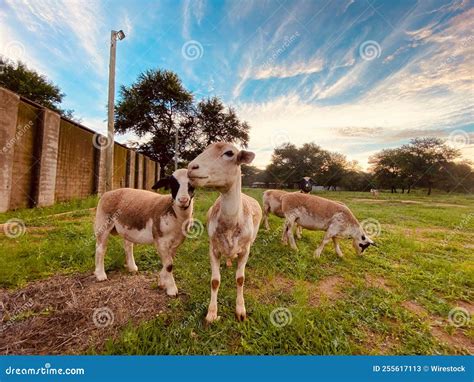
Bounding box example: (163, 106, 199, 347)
(369, 148, 404, 193)
(180, 97, 250, 162)
(0, 57, 75, 118)
(115, 70, 250, 174)
(115, 69, 193, 174)
(402, 137, 460, 195)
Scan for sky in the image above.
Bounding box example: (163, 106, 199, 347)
(1, 0, 473, 169)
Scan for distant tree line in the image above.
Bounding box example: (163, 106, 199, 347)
(243, 138, 473, 195)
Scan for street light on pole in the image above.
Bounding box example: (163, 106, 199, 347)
(105, 29, 125, 192)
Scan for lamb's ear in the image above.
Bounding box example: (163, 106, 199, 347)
(152, 177, 170, 190)
(237, 150, 255, 165)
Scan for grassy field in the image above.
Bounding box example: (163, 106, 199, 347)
(0, 189, 473, 354)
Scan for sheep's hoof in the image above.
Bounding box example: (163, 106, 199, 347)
(94, 270, 107, 281)
(235, 309, 246, 322)
(205, 311, 220, 324)
(126, 264, 138, 273)
(313, 252, 321, 259)
(166, 286, 179, 297)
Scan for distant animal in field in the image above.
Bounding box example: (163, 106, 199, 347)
(370, 189, 379, 197)
(281, 193, 375, 257)
(299, 177, 315, 193)
(93, 169, 194, 297)
(262, 189, 302, 238)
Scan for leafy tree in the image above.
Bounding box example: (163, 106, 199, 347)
(0, 57, 75, 118)
(401, 137, 459, 195)
(115, 70, 250, 174)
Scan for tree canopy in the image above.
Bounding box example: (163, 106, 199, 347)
(115, 69, 249, 173)
(0, 57, 75, 119)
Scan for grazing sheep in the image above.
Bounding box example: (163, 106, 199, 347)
(263, 189, 302, 238)
(93, 169, 194, 296)
(281, 193, 375, 257)
(188, 142, 262, 323)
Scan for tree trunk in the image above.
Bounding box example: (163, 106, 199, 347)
(427, 185, 432, 195)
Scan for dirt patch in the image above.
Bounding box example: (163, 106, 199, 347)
(247, 274, 345, 306)
(401, 300, 428, 316)
(401, 300, 473, 353)
(0, 271, 170, 355)
(365, 275, 393, 292)
(357, 327, 399, 354)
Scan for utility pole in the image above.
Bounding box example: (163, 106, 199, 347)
(174, 127, 179, 170)
(106, 29, 125, 191)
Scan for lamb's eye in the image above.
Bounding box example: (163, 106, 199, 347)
(361, 235, 366, 241)
(223, 150, 234, 157)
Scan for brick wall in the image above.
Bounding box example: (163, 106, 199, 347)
(0, 87, 160, 212)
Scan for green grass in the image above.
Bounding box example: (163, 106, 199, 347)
(1, 189, 473, 354)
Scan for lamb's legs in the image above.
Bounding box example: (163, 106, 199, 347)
(206, 245, 221, 323)
(295, 224, 303, 239)
(314, 232, 332, 258)
(332, 237, 344, 258)
(286, 217, 298, 251)
(263, 206, 270, 231)
(157, 245, 178, 296)
(123, 239, 138, 272)
(94, 232, 110, 281)
(235, 247, 250, 321)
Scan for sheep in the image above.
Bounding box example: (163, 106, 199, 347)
(370, 188, 380, 197)
(299, 177, 315, 193)
(188, 142, 262, 323)
(281, 192, 375, 257)
(263, 189, 302, 238)
(93, 168, 194, 296)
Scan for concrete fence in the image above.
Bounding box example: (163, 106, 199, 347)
(0, 87, 160, 212)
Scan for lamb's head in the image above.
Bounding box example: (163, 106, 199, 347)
(352, 226, 375, 255)
(152, 168, 194, 209)
(187, 142, 255, 190)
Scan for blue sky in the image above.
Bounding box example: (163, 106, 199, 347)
(1, 0, 473, 168)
